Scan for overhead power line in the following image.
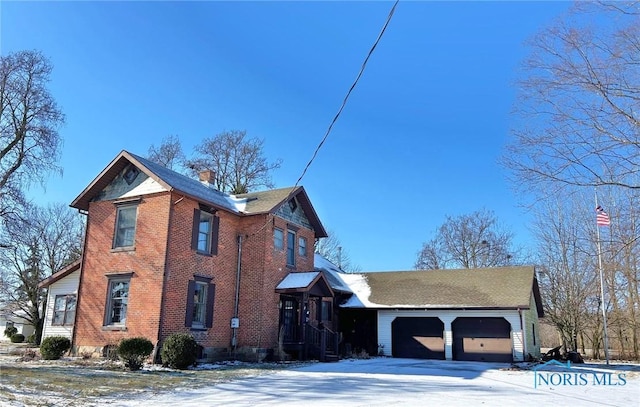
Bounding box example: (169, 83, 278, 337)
(293, 0, 400, 189)
(249, 0, 399, 238)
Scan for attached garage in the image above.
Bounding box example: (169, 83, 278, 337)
(452, 317, 512, 362)
(340, 265, 544, 362)
(391, 317, 444, 359)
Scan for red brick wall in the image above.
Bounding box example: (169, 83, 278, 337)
(230, 215, 316, 349)
(75, 189, 317, 356)
(74, 193, 170, 348)
(159, 192, 241, 348)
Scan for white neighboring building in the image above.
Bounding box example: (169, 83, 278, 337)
(0, 306, 35, 342)
(38, 261, 81, 341)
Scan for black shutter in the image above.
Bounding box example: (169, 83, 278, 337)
(191, 209, 200, 251)
(210, 216, 220, 255)
(205, 283, 216, 328)
(185, 280, 196, 327)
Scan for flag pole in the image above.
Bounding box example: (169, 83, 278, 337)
(595, 191, 610, 365)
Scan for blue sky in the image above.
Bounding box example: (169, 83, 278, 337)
(1, 1, 571, 271)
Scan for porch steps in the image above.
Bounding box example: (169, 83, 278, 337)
(322, 351, 339, 363)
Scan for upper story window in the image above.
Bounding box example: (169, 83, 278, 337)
(274, 228, 284, 250)
(191, 208, 219, 255)
(298, 236, 307, 257)
(287, 230, 296, 267)
(198, 211, 212, 253)
(105, 277, 130, 326)
(53, 294, 76, 326)
(113, 205, 137, 248)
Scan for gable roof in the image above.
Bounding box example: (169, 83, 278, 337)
(70, 150, 327, 237)
(236, 187, 327, 237)
(340, 266, 543, 316)
(38, 260, 81, 289)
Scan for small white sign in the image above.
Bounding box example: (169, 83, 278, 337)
(230, 317, 240, 328)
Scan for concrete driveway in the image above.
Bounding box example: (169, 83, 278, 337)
(121, 358, 639, 407)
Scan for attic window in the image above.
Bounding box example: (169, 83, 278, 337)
(123, 165, 139, 185)
(288, 198, 298, 212)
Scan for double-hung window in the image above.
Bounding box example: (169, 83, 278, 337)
(185, 277, 215, 329)
(198, 211, 213, 253)
(192, 282, 208, 328)
(105, 277, 130, 325)
(191, 207, 219, 255)
(274, 228, 284, 250)
(298, 237, 307, 257)
(286, 230, 296, 267)
(113, 205, 137, 248)
(53, 294, 76, 326)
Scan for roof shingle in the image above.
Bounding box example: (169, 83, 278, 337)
(341, 266, 542, 315)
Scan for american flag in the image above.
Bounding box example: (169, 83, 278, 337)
(596, 205, 611, 226)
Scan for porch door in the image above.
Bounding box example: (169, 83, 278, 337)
(280, 298, 300, 342)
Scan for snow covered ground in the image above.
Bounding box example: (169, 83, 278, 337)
(119, 358, 639, 407)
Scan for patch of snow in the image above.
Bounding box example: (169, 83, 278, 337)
(118, 358, 640, 406)
(276, 272, 319, 289)
(314, 254, 352, 293)
(227, 195, 248, 212)
(339, 273, 370, 307)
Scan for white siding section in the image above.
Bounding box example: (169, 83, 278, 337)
(377, 309, 526, 361)
(0, 315, 34, 342)
(41, 269, 80, 340)
(120, 177, 167, 198)
(523, 295, 542, 358)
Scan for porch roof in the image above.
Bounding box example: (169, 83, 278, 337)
(275, 272, 334, 298)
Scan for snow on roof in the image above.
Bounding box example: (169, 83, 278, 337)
(339, 274, 377, 308)
(130, 153, 247, 213)
(313, 254, 352, 293)
(276, 272, 320, 290)
(338, 273, 464, 309)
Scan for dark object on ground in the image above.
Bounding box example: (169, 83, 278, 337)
(542, 345, 562, 361)
(566, 351, 584, 364)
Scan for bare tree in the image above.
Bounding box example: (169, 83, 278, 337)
(0, 50, 64, 216)
(504, 2, 640, 194)
(147, 134, 186, 170)
(532, 198, 597, 353)
(186, 130, 282, 194)
(315, 231, 360, 273)
(0, 203, 83, 343)
(415, 209, 519, 269)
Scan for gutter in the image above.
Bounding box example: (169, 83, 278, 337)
(231, 234, 243, 351)
(154, 193, 177, 362)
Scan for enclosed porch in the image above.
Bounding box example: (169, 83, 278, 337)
(275, 272, 341, 362)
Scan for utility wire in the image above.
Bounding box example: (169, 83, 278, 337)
(249, 0, 399, 238)
(293, 0, 399, 189)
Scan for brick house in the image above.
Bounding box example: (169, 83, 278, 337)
(68, 150, 333, 361)
(41, 149, 543, 364)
